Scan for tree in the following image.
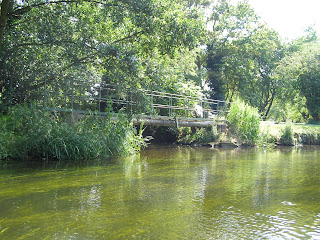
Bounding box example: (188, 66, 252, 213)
(0, 0, 205, 112)
(205, 0, 259, 100)
(235, 25, 283, 118)
(276, 41, 320, 121)
(205, 0, 284, 118)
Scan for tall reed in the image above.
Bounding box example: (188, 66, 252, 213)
(0, 104, 145, 161)
(227, 99, 260, 146)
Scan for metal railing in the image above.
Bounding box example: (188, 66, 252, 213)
(37, 77, 229, 120)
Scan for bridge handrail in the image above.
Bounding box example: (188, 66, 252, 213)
(45, 79, 230, 105)
(141, 89, 230, 105)
(38, 78, 230, 119)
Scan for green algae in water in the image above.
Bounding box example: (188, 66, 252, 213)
(0, 146, 320, 239)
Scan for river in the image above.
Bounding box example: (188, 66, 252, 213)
(0, 146, 320, 239)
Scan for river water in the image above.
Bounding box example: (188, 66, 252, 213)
(0, 146, 320, 239)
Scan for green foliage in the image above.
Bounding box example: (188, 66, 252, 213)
(227, 99, 260, 146)
(0, 104, 145, 161)
(193, 126, 219, 144)
(279, 121, 294, 146)
(257, 128, 276, 149)
(297, 132, 320, 145)
(206, 0, 259, 100)
(176, 123, 219, 145)
(0, 0, 205, 112)
(236, 26, 283, 118)
(205, 0, 283, 119)
(275, 41, 320, 121)
(268, 98, 309, 123)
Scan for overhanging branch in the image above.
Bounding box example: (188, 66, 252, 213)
(10, 0, 121, 18)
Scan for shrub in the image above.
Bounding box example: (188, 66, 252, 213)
(297, 132, 320, 145)
(257, 126, 277, 148)
(227, 99, 260, 146)
(176, 121, 220, 145)
(279, 121, 294, 146)
(194, 124, 219, 144)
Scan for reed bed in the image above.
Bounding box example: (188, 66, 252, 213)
(0, 104, 145, 161)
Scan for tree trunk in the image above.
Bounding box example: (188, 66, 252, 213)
(263, 90, 275, 120)
(0, 0, 12, 49)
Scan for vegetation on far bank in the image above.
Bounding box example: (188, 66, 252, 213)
(0, 105, 145, 161)
(174, 121, 320, 148)
(1, 101, 320, 162)
(261, 121, 320, 146)
(174, 100, 320, 147)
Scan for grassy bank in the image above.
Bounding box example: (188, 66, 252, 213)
(174, 99, 320, 147)
(0, 105, 145, 161)
(261, 121, 320, 145)
(174, 121, 320, 147)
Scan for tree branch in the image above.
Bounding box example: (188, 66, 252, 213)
(10, 0, 121, 17)
(1, 0, 123, 48)
(111, 30, 146, 45)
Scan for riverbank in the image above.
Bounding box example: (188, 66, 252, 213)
(1, 104, 319, 162)
(261, 121, 320, 146)
(156, 121, 320, 148)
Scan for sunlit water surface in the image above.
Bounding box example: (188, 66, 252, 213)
(0, 146, 320, 239)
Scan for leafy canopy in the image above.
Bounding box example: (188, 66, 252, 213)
(0, 0, 206, 110)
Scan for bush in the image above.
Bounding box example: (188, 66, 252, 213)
(0, 104, 145, 161)
(297, 132, 320, 145)
(176, 122, 220, 145)
(227, 99, 260, 146)
(194, 124, 219, 144)
(279, 121, 294, 146)
(257, 126, 277, 148)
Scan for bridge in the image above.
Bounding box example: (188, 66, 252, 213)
(37, 77, 230, 128)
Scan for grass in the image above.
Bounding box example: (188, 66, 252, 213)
(261, 121, 320, 145)
(261, 122, 320, 136)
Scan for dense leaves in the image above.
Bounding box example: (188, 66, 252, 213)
(276, 41, 320, 121)
(0, 0, 205, 112)
(227, 99, 260, 146)
(205, 0, 318, 122)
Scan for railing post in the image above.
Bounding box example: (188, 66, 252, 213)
(150, 92, 154, 115)
(217, 102, 220, 116)
(186, 98, 189, 118)
(98, 84, 101, 112)
(64, 78, 67, 109)
(169, 96, 172, 117)
(202, 100, 205, 118)
(223, 101, 227, 117)
(71, 77, 74, 110)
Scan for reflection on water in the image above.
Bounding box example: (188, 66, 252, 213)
(0, 146, 320, 239)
